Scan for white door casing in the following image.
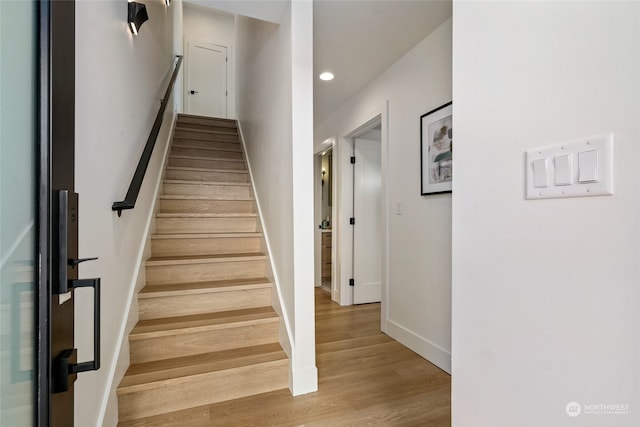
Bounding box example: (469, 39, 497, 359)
(186, 41, 227, 118)
(353, 138, 382, 304)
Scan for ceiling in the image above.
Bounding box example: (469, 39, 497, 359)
(184, 0, 452, 125)
(313, 0, 451, 123)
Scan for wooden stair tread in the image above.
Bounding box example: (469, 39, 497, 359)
(158, 195, 254, 202)
(146, 253, 265, 265)
(151, 232, 262, 239)
(164, 180, 250, 187)
(175, 126, 238, 135)
(130, 306, 278, 338)
(178, 114, 237, 124)
(170, 154, 245, 163)
(172, 142, 241, 151)
(166, 166, 248, 174)
(156, 212, 256, 218)
(139, 278, 271, 297)
(119, 343, 285, 391)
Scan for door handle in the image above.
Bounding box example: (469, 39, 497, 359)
(51, 189, 102, 393)
(68, 257, 98, 267)
(54, 190, 99, 294)
(53, 277, 101, 393)
(190, 90, 198, 94)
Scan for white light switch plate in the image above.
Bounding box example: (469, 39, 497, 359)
(525, 133, 614, 200)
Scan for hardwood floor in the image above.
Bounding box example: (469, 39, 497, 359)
(120, 288, 451, 426)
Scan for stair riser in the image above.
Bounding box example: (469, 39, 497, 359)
(165, 169, 249, 183)
(146, 259, 265, 286)
(163, 183, 252, 199)
(169, 156, 246, 171)
(159, 199, 255, 214)
(139, 287, 272, 320)
(177, 117, 237, 129)
(175, 122, 237, 132)
(174, 129, 238, 143)
(171, 147, 243, 160)
(129, 321, 280, 364)
(173, 139, 241, 151)
(117, 359, 287, 421)
(151, 236, 261, 257)
(156, 217, 257, 234)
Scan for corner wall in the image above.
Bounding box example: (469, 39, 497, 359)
(452, 2, 640, 426)
(235, 0, 317, 395)
(314, 18, 453, 373)
(74, 1, 176, 426)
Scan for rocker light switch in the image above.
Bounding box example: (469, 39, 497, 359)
(579, 149, 598, 183)
(554, 154, 572, 186)
(526, 133, 613, 199)
(532, 159, 549, 188)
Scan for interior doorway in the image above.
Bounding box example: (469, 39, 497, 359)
(314, 144, 335, 296)
(350, 120, 383, 304)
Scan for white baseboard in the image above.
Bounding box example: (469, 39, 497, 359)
(96, 112, 177, 427)
(386, 319, 451, 374)
(290, 365, 319, 396)
(236, 120, 294, 372)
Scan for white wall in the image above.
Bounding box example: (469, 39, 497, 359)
(183, 3, 235, 117)
(452, 2, 640, 427)
(315, 19, 453, 373)
(74, 1, 176, 426)
(235, 0, 317, 395)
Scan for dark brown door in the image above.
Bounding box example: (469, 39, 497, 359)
(47, 1, 100, 426)
(48, 1, 77, 425)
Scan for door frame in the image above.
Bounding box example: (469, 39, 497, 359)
(352, 134, 382, 305)
(335, 102, 390, 331)
(183, 39, 229, 118)
(37, 1, 79, 424)
(313, 140, 336, 299)
(37, 1, 51, 423)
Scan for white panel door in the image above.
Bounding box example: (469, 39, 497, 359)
(353, 139, 382, 304)
(186, 42, 227, 118)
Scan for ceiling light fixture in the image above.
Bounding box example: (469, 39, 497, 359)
(319, 72, 334, 81)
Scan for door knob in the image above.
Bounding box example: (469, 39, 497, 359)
(190, 90, 198, 94)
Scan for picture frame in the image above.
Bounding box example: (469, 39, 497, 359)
(420, 101, 453, 195)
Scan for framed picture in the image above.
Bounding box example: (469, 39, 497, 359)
(420, 101, 452, 195)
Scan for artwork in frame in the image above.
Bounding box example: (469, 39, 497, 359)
(420, 101, 452, 195)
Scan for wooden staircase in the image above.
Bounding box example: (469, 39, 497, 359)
(117, 115, 288, 425)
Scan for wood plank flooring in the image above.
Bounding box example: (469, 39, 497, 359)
(120, 288, 451, 426)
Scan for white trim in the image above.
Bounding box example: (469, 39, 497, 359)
(290, 365, 319, 396)
(236, 120, 295, 375)
(95, 112, 177, 427)
(386, 319, 452, 374)
(313, 139, 336, 300)
(336, 102, 390, 317)
(183, 38, 230, 119)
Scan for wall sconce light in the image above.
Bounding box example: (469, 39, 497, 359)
(321, 169, 326, 186)
(165, 0, 171, 5)
(128, 1, 148, 36)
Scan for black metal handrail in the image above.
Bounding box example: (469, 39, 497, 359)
(112, 55, 183, 217)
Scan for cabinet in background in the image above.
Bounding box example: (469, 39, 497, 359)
(321, 232, 332, 280)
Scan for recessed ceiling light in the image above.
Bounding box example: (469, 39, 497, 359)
(319, 72, 334, 81)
